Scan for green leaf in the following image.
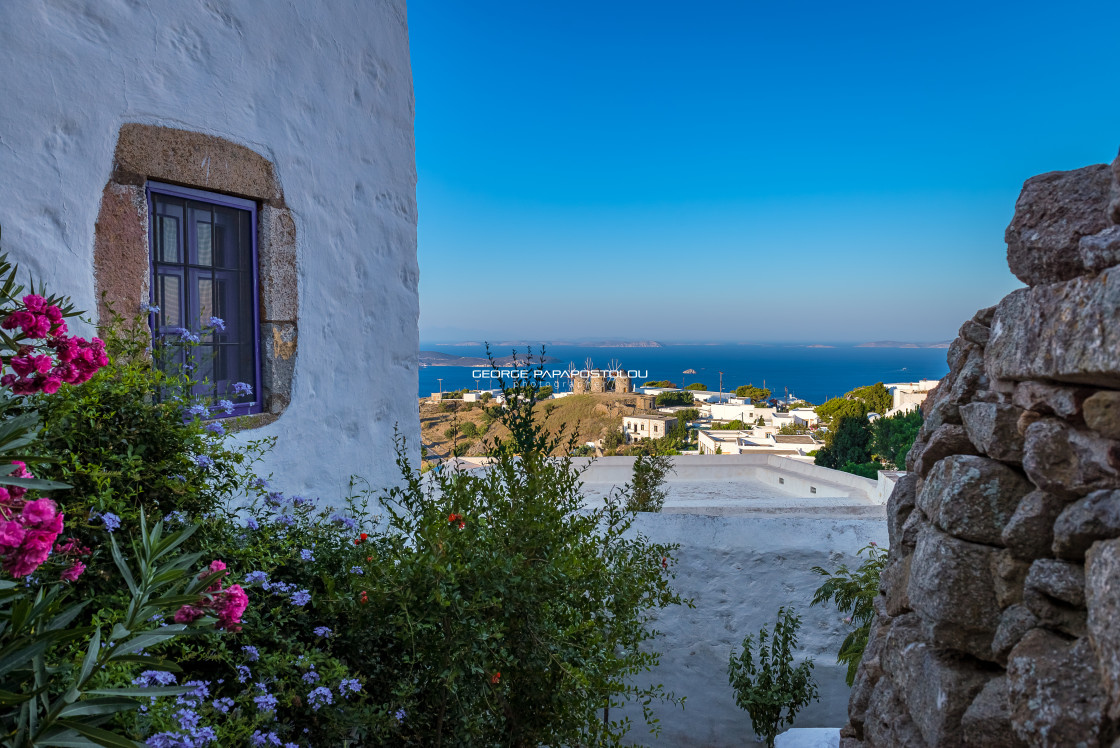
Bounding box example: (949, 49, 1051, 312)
(57, 697, 143, 718)
(53, 719, 143, 747)
(109, 537, 137, 597)
(82, 686, 191, 698)
(77, 627, 101, 686)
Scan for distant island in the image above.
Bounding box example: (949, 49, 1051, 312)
(434, 340, 664, 349)
(856, 341, 952, 349)
(420, 351, 558, 367)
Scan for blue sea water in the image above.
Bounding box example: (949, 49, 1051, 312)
(418, 343, 950, 405)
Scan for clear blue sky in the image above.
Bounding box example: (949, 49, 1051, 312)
(409, 1, 1120, 343)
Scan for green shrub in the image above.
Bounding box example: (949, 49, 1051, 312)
(811, 542, 885, 685)
(655, 391, 694, 407)
(728, 607, 818, 748)
(684, 382, 707, 391)
(627, 453, 673, 512)
(459, 421, 479, 437)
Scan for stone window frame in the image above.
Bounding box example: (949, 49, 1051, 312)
(94, 124, 297, 428)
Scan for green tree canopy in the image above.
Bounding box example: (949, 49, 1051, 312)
(735, 385, 772, 402)
(655, 391, 694, 407)
(815, 416, 873, 469)
(684, 382, 708, 391)
(870, 408, 922, 469)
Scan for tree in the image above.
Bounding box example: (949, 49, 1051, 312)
(728, 607, 819, 748)
(674, 408, 700, 423)
(460, 421, 480, 438)
(655, 391, 694, 407)
(776, 423, 811, 435)
(627, 453, 674, 512)
(735, 385, 771, 403)
(811, 543, 886, 686)
(602, 430, 624, 452)
(815, 397, 869, 430)
(815, 416, 873, 469)
(870, 409, 922, 469)
(684, 382, 708, 391)
(537, 385, 553, 398)
(848, 383, 892, 415)
(641, 380, 675, 388)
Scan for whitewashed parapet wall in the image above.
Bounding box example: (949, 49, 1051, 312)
(0, 1, 420, 497)
(844, 149, 1120, 747)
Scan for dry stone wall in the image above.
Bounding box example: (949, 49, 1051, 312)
(843, 149, 1120, 748)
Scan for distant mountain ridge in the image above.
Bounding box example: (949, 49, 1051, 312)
(420, 351, 558, 367)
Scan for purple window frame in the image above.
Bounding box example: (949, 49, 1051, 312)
(146, 181, 262, 417)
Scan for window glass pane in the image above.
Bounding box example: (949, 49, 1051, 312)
(196, 221, 213, 266)
(159, 273, 182, 327)
(214, 207, 241, 269)
(158, 216, 180, 263)
(198, 277, 214, 332)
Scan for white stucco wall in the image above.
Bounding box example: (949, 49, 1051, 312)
(0, 1, 419, 498)
(619, 512, 886, 747)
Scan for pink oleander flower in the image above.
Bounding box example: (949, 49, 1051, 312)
(173, 605, 205, 624)
(214, 584, 248, 631)
(21, 498, 58, 526)
(61, 560, 85, 582)
(21, 295, 46, 313)
(0, 520, 25, 549)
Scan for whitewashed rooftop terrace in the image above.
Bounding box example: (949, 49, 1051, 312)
(573, 455, 888, 518)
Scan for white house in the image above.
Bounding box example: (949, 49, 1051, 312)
(622, 414, 679, 444)
(884, 380, 940, 415)
(0, 1, 419, 496)
(790, 408, 819, 428)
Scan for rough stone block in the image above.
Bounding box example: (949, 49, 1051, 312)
(974, 304, 997, 327)
(987, 268, 1120, 388)
(880, 552, 911, 616)
(1007, 629, 1107, 747)
(1084, 390, 1120, 440)
(908, 525, 1001, 659)
(1053, 489, 1120, 560)
(258, 205, 299, 323)
(1087, 538, 1120, 719)
(1025, 558, 1086, 607)
(1023, 419, 1120, 499)
(1002, 490, 1065, 560)
(917, 455, 1032, 545)
(1022, 587, 1087, 638)
(1011, 380, 1094, 420)
(947, 347, 990, 406)
(960, 318, 991, 347)
(991, 604, 1038, 664)
(912, 425, 981, 478)
(993, 550, 1030, 610)
(93, 182, 149, 324)
(962, 676, 1027, 748)
(960, 402, 1027, 463)
(863, 678, 929, 748)
(892, 641, 990, 747)
(886, 473, 918, 552)
(1005, 163, 1112, 286)
(1080, 225, 1120, 273)
(261, 322, 297, 414)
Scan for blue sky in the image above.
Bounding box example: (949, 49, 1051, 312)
(410, 1, 1120, 343)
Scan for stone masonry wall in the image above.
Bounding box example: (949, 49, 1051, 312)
(842, 149, 1120, 747)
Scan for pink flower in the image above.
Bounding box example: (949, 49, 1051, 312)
(173, 605, 205, 624)
(21, 295, 46, 313)
(45, 306, 63, 323)
(61, 561, 85, 582)
(40, 377, 62, 395)
(21, 498, 58, 526)
(0, 520, 25, 550)
(214, 584, 248, 631)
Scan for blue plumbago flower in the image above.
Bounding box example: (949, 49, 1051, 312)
(339, 678, 362, 698)
(245, 517, 259, 530)
(302, 671, 320, 684)
(350, 566, 364, 575)
(244, 570, 268, 584)
(242, 645, 260, 662)
(186, 404, 209, 418)
(204, 422, 225, 436)
(252, 476, 268, 489)
(171, 474, 186, 483)
(164, 327, 188, 338)
(134, 670, 177, 688)
(164, 511, 187, 526)
(253, 692, 278, 713)
(175, 680, 210, 706)
(250, 731, 281, 747)
(234, 382, 254, 397)
(174, 708, 201, 731)
(276, 514, 295, 527)
(194, 455, 213, 468)
(283, 744, 298, 748)
(291, 495, 313, 507)
(299, 549, 314, 562)
(265, 492, 284, 507)
(263, 580, 293, 594)
(394, 707, 406, 723)
(290, 589, 311, 607)
(208, 316, 226, 332)
(99, 512, 121, 533)
(330, 513, 357, 531)
(236, 665, 252, 683)
(143, 303, 160, 314)
(148, 613, 164, 623)
(212, 697, 234, 714)
(307, 686, 333, 711)
(218, 399, 235, 414)
(313, 626, 332, 637)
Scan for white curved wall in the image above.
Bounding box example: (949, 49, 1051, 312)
(0, 0, 419, 497)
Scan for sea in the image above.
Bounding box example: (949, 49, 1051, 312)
(417, 343, 950, 404)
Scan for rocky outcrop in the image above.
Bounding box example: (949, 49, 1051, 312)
(842, 147, 1120, 747)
